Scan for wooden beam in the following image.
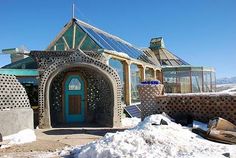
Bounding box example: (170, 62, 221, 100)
(154, 69, 157, 80)
(77, 34, 87, 49)
(124, 61, 131, 105)
(46, 20, 73, 50)
(139, 65, 145, 81)
(62, 36, 70, 50)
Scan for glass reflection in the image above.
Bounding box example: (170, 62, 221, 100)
(145, 68, 154, 80)
(69, 78, 81, 90)
(109, 58, 125, 102)
(130, 64, 141, 103)
(191, 71, 203, 93)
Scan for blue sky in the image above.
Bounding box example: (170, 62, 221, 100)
(0, 0, 235, 78)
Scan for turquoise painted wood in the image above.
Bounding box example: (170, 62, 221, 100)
(65, 75, 85, 123)
(0, 69, 39, 76)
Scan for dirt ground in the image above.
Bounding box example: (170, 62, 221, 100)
(0, 128, 125, 158)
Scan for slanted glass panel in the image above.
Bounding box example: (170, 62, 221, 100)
(177, 71, 191, 93)
(145, 68, 154, 80)
(116, 41, 136, 57)
(109, 58, 125, 102)
(162, 60, 171, 66)
(69, 78, 81, 90)
(98, 33, 123, 52)
(203, 71, 212, 92)
(78, 23, 154, 64)
(75, 25, 86, 49)
(55, 38, 65, 51)
(169, 60, 180, 66)
(211, 71, 216, 92)
(130, 64, 141, 103)
(163, 70, 178, 93)
(80, 35, 101, 51)
(63, 25, 73, 49)
(191, 71, 203, 93)
(83, 27, 113, 50)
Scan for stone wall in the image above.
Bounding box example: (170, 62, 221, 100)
(138, 85, 236, 125)
(0, 74, 33, 136)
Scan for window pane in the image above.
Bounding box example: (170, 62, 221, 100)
(85, 27, 113, 50)
(55, 38, 65, 51)
(80, 35, 101, 51)
(69, 78, 81, 90)
(163, 71, 177, 93)
(130, 64, 141, 103)
(145, 68, 154, 80)
(191, 71, 203, 93)
(75, 25, 86, 49)
(177, 71, 191, 93)
(63, 25, 73, 49)
(109, 58, 125, 102)
(211, 72, 216, 92)
(203, 71, 211, 92)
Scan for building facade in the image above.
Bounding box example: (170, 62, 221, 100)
(0, 18, 215, 128)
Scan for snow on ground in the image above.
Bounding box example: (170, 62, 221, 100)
(216, 84, 236, 93)
(1, 129, 36, 148)
(60, 114, 236, 158)
(122, 117, 141, 127)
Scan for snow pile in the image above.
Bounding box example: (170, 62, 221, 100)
(216, 84, 236, 93)
(105, 50, 130, 58)
(1, 129, 36, 148)
(122, 117, 141, 127)
(63, 114, 236, 158)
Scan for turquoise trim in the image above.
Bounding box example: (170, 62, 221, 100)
(2, 57, 36, 69)
(65, 75, 85, 123)
(0, 69, 39, 76)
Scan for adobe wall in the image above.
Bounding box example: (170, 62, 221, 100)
(138, 85, 236, 125)
(0, 109, 33, 136)
(0, 74, 33, 136)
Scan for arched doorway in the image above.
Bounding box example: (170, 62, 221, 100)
(49, 66, 120, 127)
(31, 50, 122, 128)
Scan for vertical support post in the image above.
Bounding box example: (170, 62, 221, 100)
(154, 68, 157, 80)
(202, 67, 204, 92)
(140, 65, 145, 81)
(124, 61, 131, 105)
(156, 70, 163, 83)
(210, 71, 212, 92)
(190, 69, 193, 93)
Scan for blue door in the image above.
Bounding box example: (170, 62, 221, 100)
(65, 75, 85, 123)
